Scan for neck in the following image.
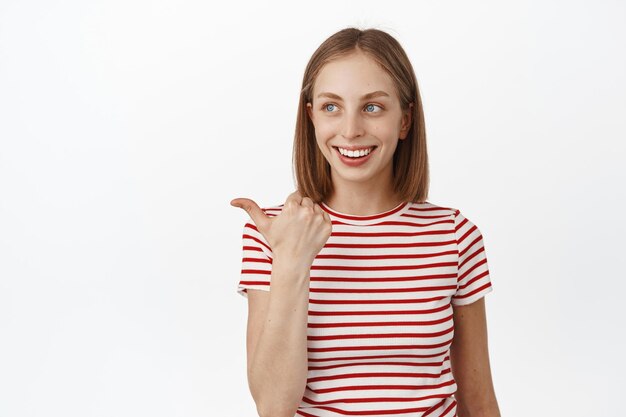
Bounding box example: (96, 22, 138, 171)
(324, 183, 403, 216)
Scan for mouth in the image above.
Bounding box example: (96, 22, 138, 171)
(332, 146, 377, 159)
(332, 145, 378, 166)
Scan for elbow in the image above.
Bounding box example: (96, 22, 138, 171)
(249, 379, 301, 417)
(257, 404, 298, 417)
(248, 361, 307, 417)
(456, 401, 501, 417)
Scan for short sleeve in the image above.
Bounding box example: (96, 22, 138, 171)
(451, 209, 494, 306)
(236, 217, 274, 299)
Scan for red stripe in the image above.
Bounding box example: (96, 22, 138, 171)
(458, 258, 487, 281)
(314, 249, 457, 260)
(422, 397, 449, 417)
(459, 238, 485, 263)
(241, 256, 271, 264)
(311, 273, 457, 283)
(458, 246, 485, 270)
(307, 368, 452, 383)
(302, 391, 451, 404)
(308, 356, 450, 371)
(321, 201, 408, 220)
(308, 305, 450, 316)
(242, 232, 272, 253)
(458, 236, 484, 260)
(239, 269, 270, 275)
(308, 315, 453, 328)
(311, 261, 457, 272)
(454, 282, 492, 300)
(310, 285, 457, 294)
(307, 352, 448, 362)
(344, 218, 452, 227)
(308, 296, 447, 305)
(323, 240, 456, 249)
(331, 224, 453, 236)
(242, 245, 263, 253)
(238, 280, 269, 287)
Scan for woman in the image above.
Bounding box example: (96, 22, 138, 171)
(231, 27, 501, 417)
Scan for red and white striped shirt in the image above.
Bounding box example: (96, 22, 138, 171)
(237, 200, 494, 417)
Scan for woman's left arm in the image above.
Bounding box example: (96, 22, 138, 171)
(450, 297, 501, 417)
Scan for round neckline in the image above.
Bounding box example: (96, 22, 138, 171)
(319, 201, 412, 226)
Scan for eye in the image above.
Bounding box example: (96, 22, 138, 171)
(320, 102, 383, 113)
(364, 103, 383, 113)
(322, 103, 338, 112)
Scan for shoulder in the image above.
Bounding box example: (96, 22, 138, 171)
(407, 200, 458, 219)
(408, 201, 483, 237)
(419, 201, 480, 222)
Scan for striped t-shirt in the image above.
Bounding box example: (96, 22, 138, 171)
(237, 200, 494, 417)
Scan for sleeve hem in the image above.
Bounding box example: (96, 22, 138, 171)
(451, 285, 493, 306)
(237, 285, 271, 299)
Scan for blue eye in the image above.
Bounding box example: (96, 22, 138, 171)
(365, 104, 382, 112)
(321, 103, 382, 113)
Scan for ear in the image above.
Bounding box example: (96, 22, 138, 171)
(306, 102, 314, 122)
(399, 102, 413, 140)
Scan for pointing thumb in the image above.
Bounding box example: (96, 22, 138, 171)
(230, 198, 269, 230)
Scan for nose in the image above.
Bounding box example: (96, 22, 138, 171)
(341, 109, 365, 139)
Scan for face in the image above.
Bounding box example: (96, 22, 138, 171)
(306, 51, 412, 189)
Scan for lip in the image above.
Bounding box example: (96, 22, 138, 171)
(334, 145, 377, 151)
(333, 146, 376, 167)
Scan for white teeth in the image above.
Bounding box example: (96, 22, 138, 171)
(338, 147, 374, 158)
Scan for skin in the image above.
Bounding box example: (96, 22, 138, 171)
(306, 50, 412, 215)
(451, 298, 502, 416)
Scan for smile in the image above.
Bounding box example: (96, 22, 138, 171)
(333, 146, 377, 166)
(334, 146, 377, 158)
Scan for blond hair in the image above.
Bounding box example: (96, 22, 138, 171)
(292, 27, 429, 203)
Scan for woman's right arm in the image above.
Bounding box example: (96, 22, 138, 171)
(246, 259, 311, 417)
(232, 191, 332, 417)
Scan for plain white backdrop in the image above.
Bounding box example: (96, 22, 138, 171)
(1, 0, 624, 416)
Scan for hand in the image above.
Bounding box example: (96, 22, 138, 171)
(231, 190, 333, 268)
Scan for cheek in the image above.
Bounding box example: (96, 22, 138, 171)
(372, 122, 397, 138)
(313, 128, 332, 153)
(314, 120, 337, 139)
(314, 138, 333, 162)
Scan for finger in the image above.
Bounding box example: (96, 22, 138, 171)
(321, 204, 331, 221)
(284, 190, 303, 207)
(230, 198, 269, 230)
(301, 197, 314, 208)
(313, 203, 323, 214)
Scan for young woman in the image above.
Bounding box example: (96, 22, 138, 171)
(231, 27, 501, 417)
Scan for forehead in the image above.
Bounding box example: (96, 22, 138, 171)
(313, 52, 397, 99)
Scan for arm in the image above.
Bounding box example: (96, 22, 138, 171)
(246, 260, 310, 417)
(450, 297, 501, 417)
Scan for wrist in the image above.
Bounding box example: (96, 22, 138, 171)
(272, 256, 313, 275)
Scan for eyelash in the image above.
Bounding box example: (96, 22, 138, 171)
(321, 103, 383, 113)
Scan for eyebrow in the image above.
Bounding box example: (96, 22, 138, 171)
(316, 90, 390, 101)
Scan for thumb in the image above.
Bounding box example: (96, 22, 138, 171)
(230, 198, 270, 230)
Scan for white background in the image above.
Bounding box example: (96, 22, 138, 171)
(1, 0, 625, 416)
